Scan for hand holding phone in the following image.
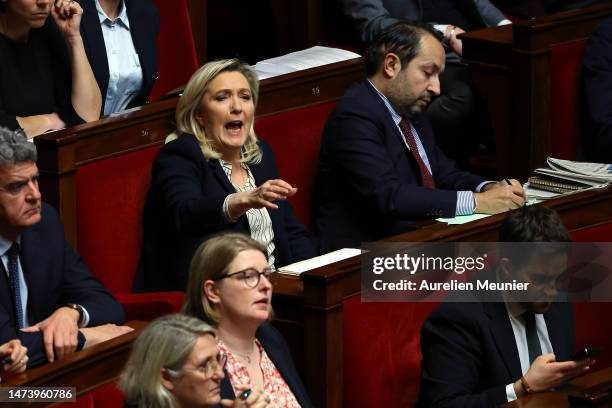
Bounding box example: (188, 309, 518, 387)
(572, 345, 603, 361)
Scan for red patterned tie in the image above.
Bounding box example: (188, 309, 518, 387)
(399, 119, 435, 188)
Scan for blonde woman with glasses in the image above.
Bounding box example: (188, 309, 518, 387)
(183, 233, 313, 408)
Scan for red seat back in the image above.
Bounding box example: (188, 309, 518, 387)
(343, 297, 439, 408)
(571, 221, 612, 367)
(148, 0, 199, 101)
(76, 146, 161, 294)
(549, 40, 587, 160)
(255, 101, 336, 230)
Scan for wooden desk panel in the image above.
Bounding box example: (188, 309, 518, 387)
(0, 321, 146, 408)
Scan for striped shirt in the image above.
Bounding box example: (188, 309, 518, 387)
(220, 160, 276, 268)
(368, 80, 480, 215)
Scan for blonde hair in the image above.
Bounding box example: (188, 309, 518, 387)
(119, 314, 216, 408)
(170, 59, 262, 164)
(182, 233, 269, 326)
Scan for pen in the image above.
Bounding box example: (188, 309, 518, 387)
(504, 178, 512, 185)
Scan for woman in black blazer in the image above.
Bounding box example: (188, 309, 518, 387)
(183, 233, 313, 408)
(138, 59, 316, 292)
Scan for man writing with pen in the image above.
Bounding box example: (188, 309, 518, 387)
(314, 22, 525, 252)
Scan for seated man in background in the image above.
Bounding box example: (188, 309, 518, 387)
(417, 206, 592, 407)
(0, 127, 132, 367)
(314, 22, 524, 252)
(341, 0, 511, 165)
(582, 16, 612, 163)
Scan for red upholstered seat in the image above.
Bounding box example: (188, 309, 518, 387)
(148, 0, 199, 101)
(255, 101, 336, 230)
(343, 297, 439, 408)
(571, 222, 612, 367)
(56, 394, 94, 408)
(550, 40, 587, 160)
(91, 382, 124, 407)
(75, 145, 183, 320)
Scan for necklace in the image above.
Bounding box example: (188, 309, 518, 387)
(235, 352, 252, 364)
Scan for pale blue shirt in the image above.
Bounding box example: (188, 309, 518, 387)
(369, 80, 487, 215)
(95, 0, 143, 115)
(0, 234, 90, 328)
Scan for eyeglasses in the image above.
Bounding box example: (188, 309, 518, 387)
(0, 174, 39, 196)
(214, 267, 276, 288)
(172, 351, 227, 379)
(201, 352, 227, 378)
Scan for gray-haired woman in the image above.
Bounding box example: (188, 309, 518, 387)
(120, 314, 271, 408)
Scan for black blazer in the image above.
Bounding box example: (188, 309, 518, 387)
(219, 323, 314, 408)
(78, 0, 159, 113)
(137, 133, 316, 292)
(314, 80, 486, 251)
(582, 17, 612, 163)
(417, 301, 575, 408)
(0, 203, 125, 367)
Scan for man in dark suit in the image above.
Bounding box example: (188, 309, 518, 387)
(342, 0, 511, 165)
(0, 127, 132, 367)
(78, 0, 159, 115)
(417, 206, 592, 407)
(582, 17, 612, 163)
(314, 22, 524, 252)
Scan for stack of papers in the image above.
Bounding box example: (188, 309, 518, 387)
(277, 248, 362, 275)
(526, 157, 612, 199)
(253, 46, 361, 80)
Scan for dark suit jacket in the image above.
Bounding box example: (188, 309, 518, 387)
(342, 0, 507, 42)
(137, 133, 316, 292)
(0, 203, 125, 367)
(417, 301, 575, 408)
(314, 80, 486, 251)
(582, 17, 612, 163)
(78, 0, 159, 113)
(219, 323, 314, 408)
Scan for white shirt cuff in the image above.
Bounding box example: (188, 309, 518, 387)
(455, 191, 475, 216)
(433, 24, 449, 35)
(476, 181, 495, 192)
(80, 305, 90, 328)
(222, 194, 238, 223)
(506, 382, 518, 401)
(498, 19, 512, 26)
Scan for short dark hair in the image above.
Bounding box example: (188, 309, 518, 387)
(499, 206, 572, 268)
(500, 206, 572, 243)
(365, 21, 444, 77)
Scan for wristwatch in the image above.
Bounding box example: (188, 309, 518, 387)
(66, 303, 85, 327)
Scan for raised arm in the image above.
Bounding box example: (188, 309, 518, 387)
(51, 0, 101, 122)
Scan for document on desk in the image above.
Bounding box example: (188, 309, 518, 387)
(436, 199, 541, 224)
(278, 248, 362, 275)
(254, 46, 361, 80)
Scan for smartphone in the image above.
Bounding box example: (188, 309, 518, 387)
(572, 345, 603, 361)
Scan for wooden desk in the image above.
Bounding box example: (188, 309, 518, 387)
(460, 2, 612, 180)
(501, 367, 612, 408)
(0, 321, 146, 408)
(272, 187, 612, 407)
(35, 58, 364, 248)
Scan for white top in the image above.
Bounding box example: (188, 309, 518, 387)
(95, 0, 143, 115)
